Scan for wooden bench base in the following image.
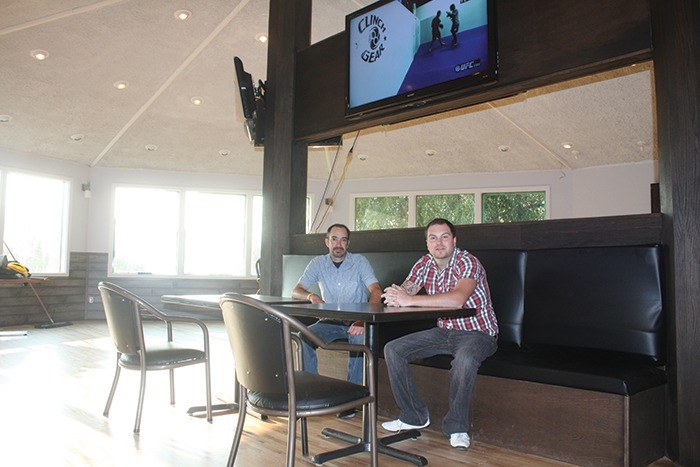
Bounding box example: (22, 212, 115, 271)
(377, 360, 666, 466)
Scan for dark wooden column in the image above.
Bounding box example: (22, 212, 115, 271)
(259, 0, 311, 295)
(651, 0, 700, 464)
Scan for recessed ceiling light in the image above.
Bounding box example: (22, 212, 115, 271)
(562, 142, 573, 149)
(0, 115, 11, 123)
(174, 10, 191, 21)
(256, 33, 268, 43)
(145, 144, 158, 151)
(113, 80, 128, 90)
(191, 97, 204, 106)
(70, 134, 84, 141)
(358, 154, 368, 161)
(425, 149, 436, 157)
(219, 149, 230, 156)
(31, 49, 49, 61)
(498, 145, 510, 152)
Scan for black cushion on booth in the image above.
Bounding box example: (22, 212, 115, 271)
(413, 347, 666, 396)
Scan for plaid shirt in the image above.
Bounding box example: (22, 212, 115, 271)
(406, 248, 498, 336)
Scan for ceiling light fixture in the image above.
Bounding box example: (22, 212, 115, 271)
(0, 115, 11, 123)
(70, 133, 84, 141)
(31, 49, 49, 61)
(113, 80, 128, 90)
(145, 144, 158, 151)
(498, 145, 510, 152)
(219, 149, 230, 156)
(358, 154, 368, 161)
(562, 142, 573, 149)
(425, 149, 436, 157)
(174, 10, 191, 21)
(191, 97, 204, 105)
(256, 33, 268, 43)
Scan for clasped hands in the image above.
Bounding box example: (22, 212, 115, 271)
(382, 284, 411, 307)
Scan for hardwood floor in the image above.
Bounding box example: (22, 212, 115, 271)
(0, 320, 676, 466)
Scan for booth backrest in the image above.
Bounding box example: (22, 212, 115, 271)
(282, 255, 318, 297)
(281, 251, 425, 297)
(522, 245, 664, 364)
(471, 249, 527, 348)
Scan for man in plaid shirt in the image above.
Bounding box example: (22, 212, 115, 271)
(381, 218, 498, 451)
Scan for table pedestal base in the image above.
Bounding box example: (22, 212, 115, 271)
(310, 428, 428, 466)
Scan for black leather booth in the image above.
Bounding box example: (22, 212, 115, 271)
(282, 246, 666, 466)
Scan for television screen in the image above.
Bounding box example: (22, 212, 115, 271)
(346, 0, 497, 117)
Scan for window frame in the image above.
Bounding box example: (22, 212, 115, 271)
(109, 183, 263, 279)
(351, 186, 550, 230)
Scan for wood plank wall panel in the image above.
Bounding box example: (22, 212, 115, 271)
(0, 252, 257, 326)
(294, 0, 652, 142)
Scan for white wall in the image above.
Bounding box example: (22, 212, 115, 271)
(571, 161, 657, 218)
(307, 160, 657, 232)
(0, 148, 657, 254)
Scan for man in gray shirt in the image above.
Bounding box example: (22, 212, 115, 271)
(292, 224, 382, 391)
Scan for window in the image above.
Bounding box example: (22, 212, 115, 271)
(1, 171, 70, 274)
(112, 186, 262, 277)
(184, 191, 247, 276)
(482, 191, 547, 223)
(354, 196, 409, 230)
(353, 188, 548, 230)
(416, 193, 475, 227)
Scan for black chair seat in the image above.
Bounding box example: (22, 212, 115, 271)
(120, 346, 207, 369)
(248, 371, 370, 412)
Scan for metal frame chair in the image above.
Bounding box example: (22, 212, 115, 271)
(220, 293, 377, 467)
(98, 281, 212, 434)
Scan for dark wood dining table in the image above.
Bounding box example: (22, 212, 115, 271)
(161, 294, 474, 466)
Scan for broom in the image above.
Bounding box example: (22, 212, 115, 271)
(3, 241, 73, 329)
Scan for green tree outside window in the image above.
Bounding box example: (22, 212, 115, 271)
(482, 191, 546, 223)
(355, 196, 408, 230)
(416, 193, 475, 227)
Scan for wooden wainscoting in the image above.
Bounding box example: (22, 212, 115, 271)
(378, 361, 667, 467)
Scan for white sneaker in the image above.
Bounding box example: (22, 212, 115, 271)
(381, 418, 430, 432)
(449, 432, 471, 450)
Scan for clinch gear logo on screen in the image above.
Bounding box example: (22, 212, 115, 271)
(356, 14, 387, 63)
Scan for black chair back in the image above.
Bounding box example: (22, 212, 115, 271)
(221, 298, 290, 395)
(99, 284, 144, 356)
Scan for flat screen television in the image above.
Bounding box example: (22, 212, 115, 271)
(233, 56, 266, 147)
(345, 0, 498, 117)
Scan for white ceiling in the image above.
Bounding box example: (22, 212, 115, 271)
(0, 0, 656, 181)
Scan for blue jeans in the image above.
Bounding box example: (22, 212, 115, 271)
(384, 327, 497, 435)
(302, 321, 364, 384)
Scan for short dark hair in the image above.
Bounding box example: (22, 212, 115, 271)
(326, 223, 350, 239)
(425, 218, 456, 238)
